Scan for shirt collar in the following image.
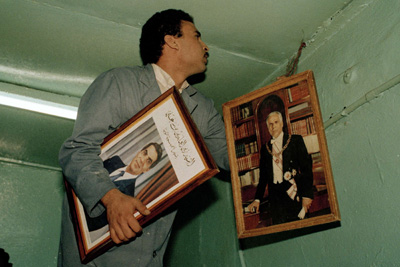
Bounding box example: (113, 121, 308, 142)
(271, 131, 284, 147)
(119, 170, 138, 181)
(111, 166, 139, 181)
(151, 63, 190, 94)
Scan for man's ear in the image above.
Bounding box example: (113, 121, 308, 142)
(164, 35, 179, 50)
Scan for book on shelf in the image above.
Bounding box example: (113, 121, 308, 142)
(237, 153, 260, 172)
(313, 161, 325, 186)
(303, 134, 320, 154)
(234, 120, 256, 139)
(314, 184, 327, 192)
(287, 80, 309, 102)
(231, 102, 254, 122)
(288, 102, 312, 119)
(313, 167, 325, 185)
(239, 168, 260, 187)
(311, 152, 321, 163)
(309, 152, 325, 186)
(291, 117, 316, 136)
(288, 102, 309, 113)
(235, 141, 258, 158)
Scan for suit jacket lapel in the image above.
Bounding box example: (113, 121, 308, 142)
(140, 64, 162, 107)
(282, 133, 289, 171)
(181, 85, 198, 114)
(266, 141, 274, 180)
(267, 140, 273, 154)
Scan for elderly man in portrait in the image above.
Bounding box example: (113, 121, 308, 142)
(247, 111, 314, 224)
(86, 142, 163, 232)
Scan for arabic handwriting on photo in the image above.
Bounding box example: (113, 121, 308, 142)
(165, 111, 195, 166)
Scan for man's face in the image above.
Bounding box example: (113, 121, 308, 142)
(176, 20, 209, 76)
(127, 145, 158, 175)
(267, 114, 284, 139)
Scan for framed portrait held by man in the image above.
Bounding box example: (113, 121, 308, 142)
(65, 88, 219, 262)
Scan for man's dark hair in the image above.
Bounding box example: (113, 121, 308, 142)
(140, 9, 194, 64)
(142, 142, 163, 169)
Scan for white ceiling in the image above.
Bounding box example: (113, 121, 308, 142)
(1, 0, 352, 108)
(0, 0, 354, 168)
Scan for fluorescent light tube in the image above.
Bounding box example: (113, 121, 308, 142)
(0, 91, 77, 120)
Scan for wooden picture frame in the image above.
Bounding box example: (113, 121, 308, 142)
(222, 70, 340, 238)
(65, 88, 219, 263)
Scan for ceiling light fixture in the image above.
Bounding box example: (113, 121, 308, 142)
(0, 91, 77, 120)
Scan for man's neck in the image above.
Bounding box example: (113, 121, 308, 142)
(272, 131, 284, 141)
(155, 61, 187, 89)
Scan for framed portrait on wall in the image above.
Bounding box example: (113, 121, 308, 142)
(222, 70, 340, 238)
(65, 88, 219, 263)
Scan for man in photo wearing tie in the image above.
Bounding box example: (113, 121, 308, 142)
(86, 142, 163, 232)
(247, 111, 314, 224)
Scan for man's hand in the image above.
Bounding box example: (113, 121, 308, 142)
(101, 188, 151, 244)
(302, 197, 313, 213)
(247, 200, 260, 213)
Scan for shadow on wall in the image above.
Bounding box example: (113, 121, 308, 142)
(0, 248, 12, 266)
(239, 221, 341, 250)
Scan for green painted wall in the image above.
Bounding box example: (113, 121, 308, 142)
(1, 0, 399, 266)
(241, 0, 400, 266)
(164, 173, 241, 267)
(0, 161, 63, 266)
(0, 106, 70, 265)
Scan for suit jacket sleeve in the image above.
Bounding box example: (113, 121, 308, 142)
(255, 145, 269, 200)
(292, 135, 314, 199)
(181, 87, 230, 171)
(59, 68, 146, 217)
(201, 98, 230, 171)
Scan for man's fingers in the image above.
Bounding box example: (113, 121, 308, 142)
(110, 220, 135, 244)
(110, 228, 123, 244)
(302, 198, 313, 213)
(132, 198, 151, 216)
(115, 222, 130, 242)
(127, 215, 142, 234)
(120, 219, 139, 239)
(102, 190, 150, 243)
(108, 209, 142, 243)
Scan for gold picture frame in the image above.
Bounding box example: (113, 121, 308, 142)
(222, 70, 340, 238)
(65, 88, 219, 263)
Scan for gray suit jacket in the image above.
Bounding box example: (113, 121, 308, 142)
(58, 64, 229, 266)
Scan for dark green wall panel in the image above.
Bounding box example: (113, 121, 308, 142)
(0, 161, 64, 266)
(0, 105, 74, 168)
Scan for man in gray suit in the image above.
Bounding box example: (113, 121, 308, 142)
(58, 9, 229, 266)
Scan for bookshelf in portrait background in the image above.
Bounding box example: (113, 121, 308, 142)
(230, 78, 329, 226)
(285, 80, 328, 215)
(224, 70, 340, 238)
(230, 101, 260, 199)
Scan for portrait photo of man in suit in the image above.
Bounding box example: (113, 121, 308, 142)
(86, 142, 163, 232)
(247, 111, 314, 225)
